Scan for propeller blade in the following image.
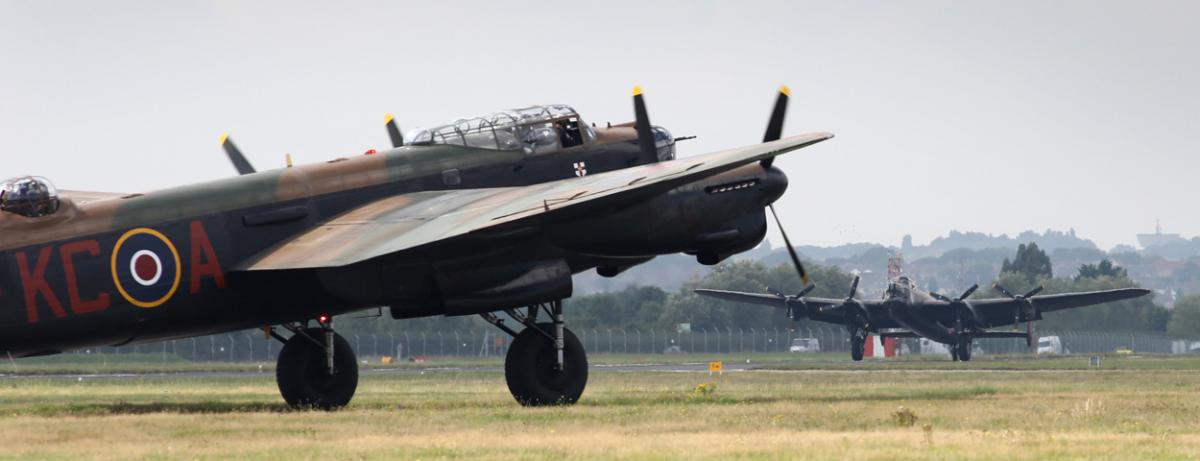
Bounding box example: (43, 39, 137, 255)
(769, 204, 809, 284)
(1023, 285, 1044, 298)
(761, 85, 790, 167)
(632, 86, 658, 163)
(959, 284, 979, 301)
(219, 133, 257, 175)
(797, 284, 816, 297)
(848, 275, 860, 299)
(930, 292, 953, 302)
(385, 113, 404, 148)
(993, 283, 1016, 299)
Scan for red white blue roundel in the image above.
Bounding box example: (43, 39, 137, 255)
(111, 228, 182, 308)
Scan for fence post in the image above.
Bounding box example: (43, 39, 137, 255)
(389, 333, 396, 359)
(244, 333, 254, 362)
(607, 329, 613, 354)
(622, 330, 628, 354)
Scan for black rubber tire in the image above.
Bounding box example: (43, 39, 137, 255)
(276, 328, 359, 410)
(505, 323, 588, 406)
(956, 337, 973, 362)
(850, 335, 865, 361)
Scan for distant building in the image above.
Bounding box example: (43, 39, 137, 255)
(1138, 220, 1186, 248)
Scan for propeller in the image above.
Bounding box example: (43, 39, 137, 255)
(632, 86, 659, 164)
(760, 85, 790, 167)
(839, 275, 870, 334)
(219, 133, 257, 175)
(385, 113, 404, 148)
(775, 283, 817, 321)
(993, 283, 1043, 334)
(930, 284, 981, 332)
(769, 204, 809, 285)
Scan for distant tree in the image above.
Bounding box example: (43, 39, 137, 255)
(567, 285, 669, 330)
(1167, 296, 1200, 338)
(1001, 242, 1052, 282)
(1076, 259, 1127, 281)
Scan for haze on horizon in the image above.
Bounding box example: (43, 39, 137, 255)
(2, 1, 1196, 251)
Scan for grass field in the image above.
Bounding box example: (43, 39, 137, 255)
(2, 354, 1199, 460)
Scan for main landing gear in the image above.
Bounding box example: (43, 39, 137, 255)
(951, 335, 973, 362)
(270, 317, 359, 410)
(481, 300, 589, 406)
(849, 328, 867, 362)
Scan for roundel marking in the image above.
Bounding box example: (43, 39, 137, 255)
(110, 227, 182, 308)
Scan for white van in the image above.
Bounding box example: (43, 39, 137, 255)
(789, 338, 820, 353)
(1037, 336, 1068, 355)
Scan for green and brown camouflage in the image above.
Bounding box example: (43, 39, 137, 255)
(0, 88, 829, 361)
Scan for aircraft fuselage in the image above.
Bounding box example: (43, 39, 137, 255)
(0, 139, 785, 356)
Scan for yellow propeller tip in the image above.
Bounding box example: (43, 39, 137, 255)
(632, 85, 643, 96)
(779, 85, 791, 97)
(384, 113, 394, 123)
(218, 132, 229, 145)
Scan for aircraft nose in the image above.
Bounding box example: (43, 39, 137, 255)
(759, 164, 789, 206)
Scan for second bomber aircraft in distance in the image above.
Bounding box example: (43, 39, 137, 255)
(696, 234, 1150, 361)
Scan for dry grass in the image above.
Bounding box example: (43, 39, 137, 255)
(2, 357, 1199, 460)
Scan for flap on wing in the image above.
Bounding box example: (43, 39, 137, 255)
(239, 132, 832, 271)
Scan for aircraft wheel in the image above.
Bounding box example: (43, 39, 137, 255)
(955, 337, 973, 362)
(505, 322, 588, 406)
(276, 328, 358, 410)
(850, 334, 865, 361)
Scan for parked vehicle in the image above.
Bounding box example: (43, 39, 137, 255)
(789, 338, 820, 353)
(1037, 335, 1068, 355)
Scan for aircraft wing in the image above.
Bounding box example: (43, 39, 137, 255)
(692, 289, 902, 327)
(239, 132, 832, 271)
(960, 288, 1151, 328)
(692, 289, 841, 310)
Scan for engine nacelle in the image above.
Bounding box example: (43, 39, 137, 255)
(555, 163, 784, 261)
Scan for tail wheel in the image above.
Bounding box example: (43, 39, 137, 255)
(276, 328, 358, 410)
(505, 322, 588, 406)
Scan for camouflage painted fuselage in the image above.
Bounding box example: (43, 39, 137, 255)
(0, 132, 783, 356)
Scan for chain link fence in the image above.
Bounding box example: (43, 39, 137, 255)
(67, 328, 1200, 362)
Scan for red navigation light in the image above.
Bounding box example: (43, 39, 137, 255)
(318, 314, 330, 324)
(364, 149, 377, 155)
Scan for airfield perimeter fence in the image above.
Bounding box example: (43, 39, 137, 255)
(65, 328, 1198, 362)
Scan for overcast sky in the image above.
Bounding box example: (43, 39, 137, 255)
(2, 1, 1196, 250)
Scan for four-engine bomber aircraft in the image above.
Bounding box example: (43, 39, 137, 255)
(697, 243, 1150, 361)
(0, 86, 827, 408)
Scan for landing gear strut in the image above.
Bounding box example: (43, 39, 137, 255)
(483, 301, 588, 406)
(273, 319, 359, 410)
